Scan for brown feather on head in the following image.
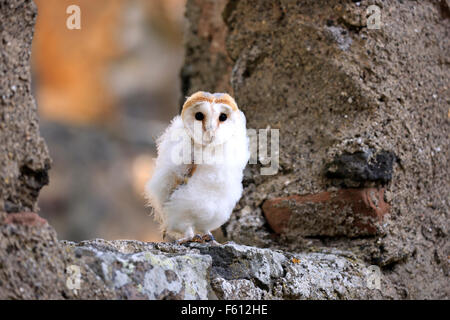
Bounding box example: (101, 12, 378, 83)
(181, 91, 238, 117)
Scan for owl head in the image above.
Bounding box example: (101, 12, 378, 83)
(181, 91, 244, 146)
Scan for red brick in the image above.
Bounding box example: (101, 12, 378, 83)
(262, 188, 390, 237)
(3, 212, 48, 227)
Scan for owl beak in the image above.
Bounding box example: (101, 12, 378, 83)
(204, 130, 214, 143)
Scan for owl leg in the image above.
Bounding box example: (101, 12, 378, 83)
(184, 226, 194, 239)
(201, 231, 220, 245)
(176, 226, 195, 244)
(202, 232, 215, 241)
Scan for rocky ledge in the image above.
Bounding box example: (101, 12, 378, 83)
(0, 212, 396, 299)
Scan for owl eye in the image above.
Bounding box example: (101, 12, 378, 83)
(219, 113, 227, 122)
(195, 112, 204, 121)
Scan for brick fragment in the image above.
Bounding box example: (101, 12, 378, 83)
(262, 188, 390, 237)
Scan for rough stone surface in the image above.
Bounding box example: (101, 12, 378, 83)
(181, 0, 232, 106)
(0, 213, 396, 299)
(66, 240, 402, 299)
(0, 212, 115, 299)
(0, 0, 51, 213)
(182, 0, 450, 299)
(325, 150, 397, 186)
(64, 239, 214, 300)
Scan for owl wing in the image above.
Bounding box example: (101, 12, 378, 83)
(145, 116, 190, 227)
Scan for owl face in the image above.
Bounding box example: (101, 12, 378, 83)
(181, 92, 240, 146)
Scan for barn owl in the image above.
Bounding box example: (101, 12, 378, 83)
(145, 91, 250, 242)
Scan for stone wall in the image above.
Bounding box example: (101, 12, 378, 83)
(0, 0, 51, 213)
(0, 0, 391, 300)
(1, 212, 395, 299)
(0, 0, 448, 299)
(182, 0, 449, 298)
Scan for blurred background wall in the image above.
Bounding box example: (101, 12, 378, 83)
(32, 0, 187, 241)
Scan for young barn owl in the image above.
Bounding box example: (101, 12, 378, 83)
(145, 91, 250, 242)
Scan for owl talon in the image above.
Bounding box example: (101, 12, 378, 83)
(175, 238, 191, 245)
(201, 233, 215, 242)
(176, 233, 220, 245)
(191, 234, 203, 242)
(203, 233, 221, 245)
(176, 234, 203, 245)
